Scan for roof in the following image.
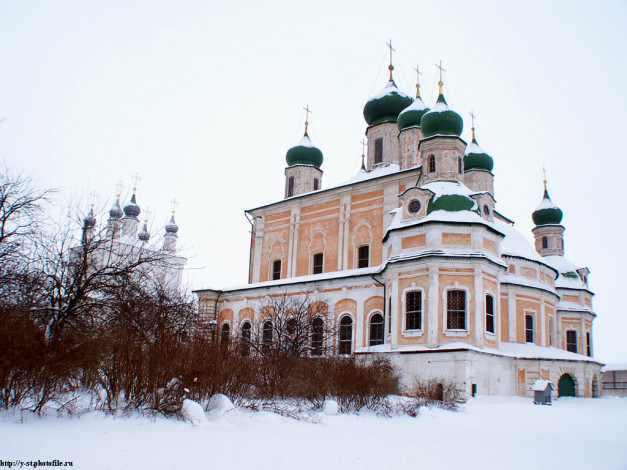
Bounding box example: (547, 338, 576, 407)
(531, 379, 553, 391)
(601, 363, 627, 372)
(543, 255, 589, 290)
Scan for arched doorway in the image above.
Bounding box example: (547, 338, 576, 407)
(558, 374, 576, 397)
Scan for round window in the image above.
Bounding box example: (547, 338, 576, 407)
(408, 199, 421, 214)
(483, 205, 490, 218)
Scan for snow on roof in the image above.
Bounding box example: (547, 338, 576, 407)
(337, 163, 401, 187)
(500, 274, 556, 295)
(385, 208, 500, 238)
(356, 341, 602, 364)
(421, 180, 476, 202)
(292, 134, 316, 148)
(388, 247, 506, 268)
(465, 141, 484, 155)
(556, 300, 593, 314)
(543, 255, 588, 290)
(531, 379, 552, 391)
(535, 195, 560, 211)
(493, 219, 546, 264)
(429, 101, 449, 113)
(219, 265, 383, 292)
(601, 363, 627, 372)
(399, 97, 427, 113)
(367, 81, 411, 101)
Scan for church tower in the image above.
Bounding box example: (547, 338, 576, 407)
(532, 179, 565, 256)
(284, 108, 323, 198)
(363, 42, 413, 170)
(463, 115, 495, 196)
(397, 66, 429, 170)
(418, 65, 466, 185)
(122, 189, 141, 237)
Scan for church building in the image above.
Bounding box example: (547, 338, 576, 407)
(195, 55, 602, 398)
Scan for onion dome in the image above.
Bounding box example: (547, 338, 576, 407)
(532, 182, 563, 226)
(109, 196, 123, 219)
(285, 133, 323, 169)
(165, 212, 179, 236)
(427, 194, 475, 213)
(398, 70, 430, 130)
(363, 79, 413, 126)
(420, 82, 463, 138)
(138, 220, 150, 242)
(464, 128, 494, 171)
(123, 191, 141, 218)
(83, 206, 96, 229)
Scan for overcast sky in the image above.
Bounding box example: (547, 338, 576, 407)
(1, 0, 626, 362)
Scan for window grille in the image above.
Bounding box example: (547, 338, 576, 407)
(405, 291, 422, 330)
(447, 290, 466, 330)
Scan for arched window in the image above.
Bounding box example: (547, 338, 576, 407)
(485, 294, 495, 334)
(586, 331, 592, 357)
(311, 317, 324, 356)
(357, 245, 370, 268)
(566, 330, 578, 353)
(272, 259, 281, 280)
(338, 316, 353, 355)
(313, 178, 319, 191)
(220, 323, 230, 350)
(240, 321, 252, 355)
(287, 176, 295, 197)
(483, 205, 490, 219)
(428, 155, 436, 173)
(446, 290, 466, 330)
(262, 320, 273, 352)
(369, 313, 384, 346)
(312, 252, 324, 274)
(525, 313, 534, 343)
(458, 156, 462, 173)
(405, 291, 422, 330)
(549, 318, 555, 346)
(542, 236, 549, 249)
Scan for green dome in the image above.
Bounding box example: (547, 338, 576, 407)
(363, 80, 413, 126)
(464, 138, 494, 171)
(420, 93, 463, 138)
(286, 134, 323, 169)
(532, 188, 563, 226)
(427, 194, 475, 213)
(397, 97, 430, 130)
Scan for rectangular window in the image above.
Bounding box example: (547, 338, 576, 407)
(272, 259, 281, 280)
(446, 290, 466, 330)
(312, 253, 323, 274)
(287, 176, 294, 197)
(357, 245, 369, 268)
(313, 178, 319, 191)
(525, 314, 534, 343)
(405, 291, 422, 330)
(566, 330, 578, 353)
(586, 332, 592, 357)
(485, 294, 495, 334)
(388, 297, 392, 334)
(374, 138, 383, 164)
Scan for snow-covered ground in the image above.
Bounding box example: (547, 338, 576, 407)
(2, 396, 627, 469)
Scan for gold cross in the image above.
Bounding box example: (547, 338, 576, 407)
(115, 179, 124, 199)
(361, 139, 367, 156)
(413, 65, 422, 97)
(436, 60, 446, 82)
(170, 197, 179, 214)
(469, 110, 477, 140)
(303, 105, 312, 134)
(542, 166, 547, 190)
(89, 191, 98, 208)
(131, 172, 142, 192)
(386, 39, 395, 66)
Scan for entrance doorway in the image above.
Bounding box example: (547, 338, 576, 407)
(558, 374, 576, 397)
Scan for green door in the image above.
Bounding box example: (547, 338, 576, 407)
(558, 374, 576, 397)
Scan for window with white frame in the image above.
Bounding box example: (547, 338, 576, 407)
(311, 317, 324, 356)
(566, 330, 578, 353)
(485, 294, 495, 334)
(405, 291, 422, 331)
(272, 259, 281, 280)
(369, 313, 384, 346)
(446, 290, 466, 330)
(357, 245, 369, 268)
(312, 252, 324, 274)
(525, 313, 534, 343)
(338, 316, 353, 355)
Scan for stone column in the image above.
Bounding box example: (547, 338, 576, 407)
(427, 266, 439, 348)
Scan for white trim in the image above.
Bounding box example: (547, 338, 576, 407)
(401, 286, 424, 336)
(337, 312, 355, 355)
(524, 309, 536, 344)
(442, 287, 470, 336)
(484, 292, 496, 336)
(366, 310, 385, 346)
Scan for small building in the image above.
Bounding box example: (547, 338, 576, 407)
(532, 379, 553, 405)
(601, 364, 627, 397)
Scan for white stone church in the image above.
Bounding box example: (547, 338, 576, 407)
(195, 57, 602, 399)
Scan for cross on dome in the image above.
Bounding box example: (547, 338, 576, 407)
(436, 60, 446, 94)
(131, 172, 142, 193)
(386, 39, 395, 80)
(469, 110, 477, 140)
(303, 104, 312, 134)
(413, 65, 422, 98)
